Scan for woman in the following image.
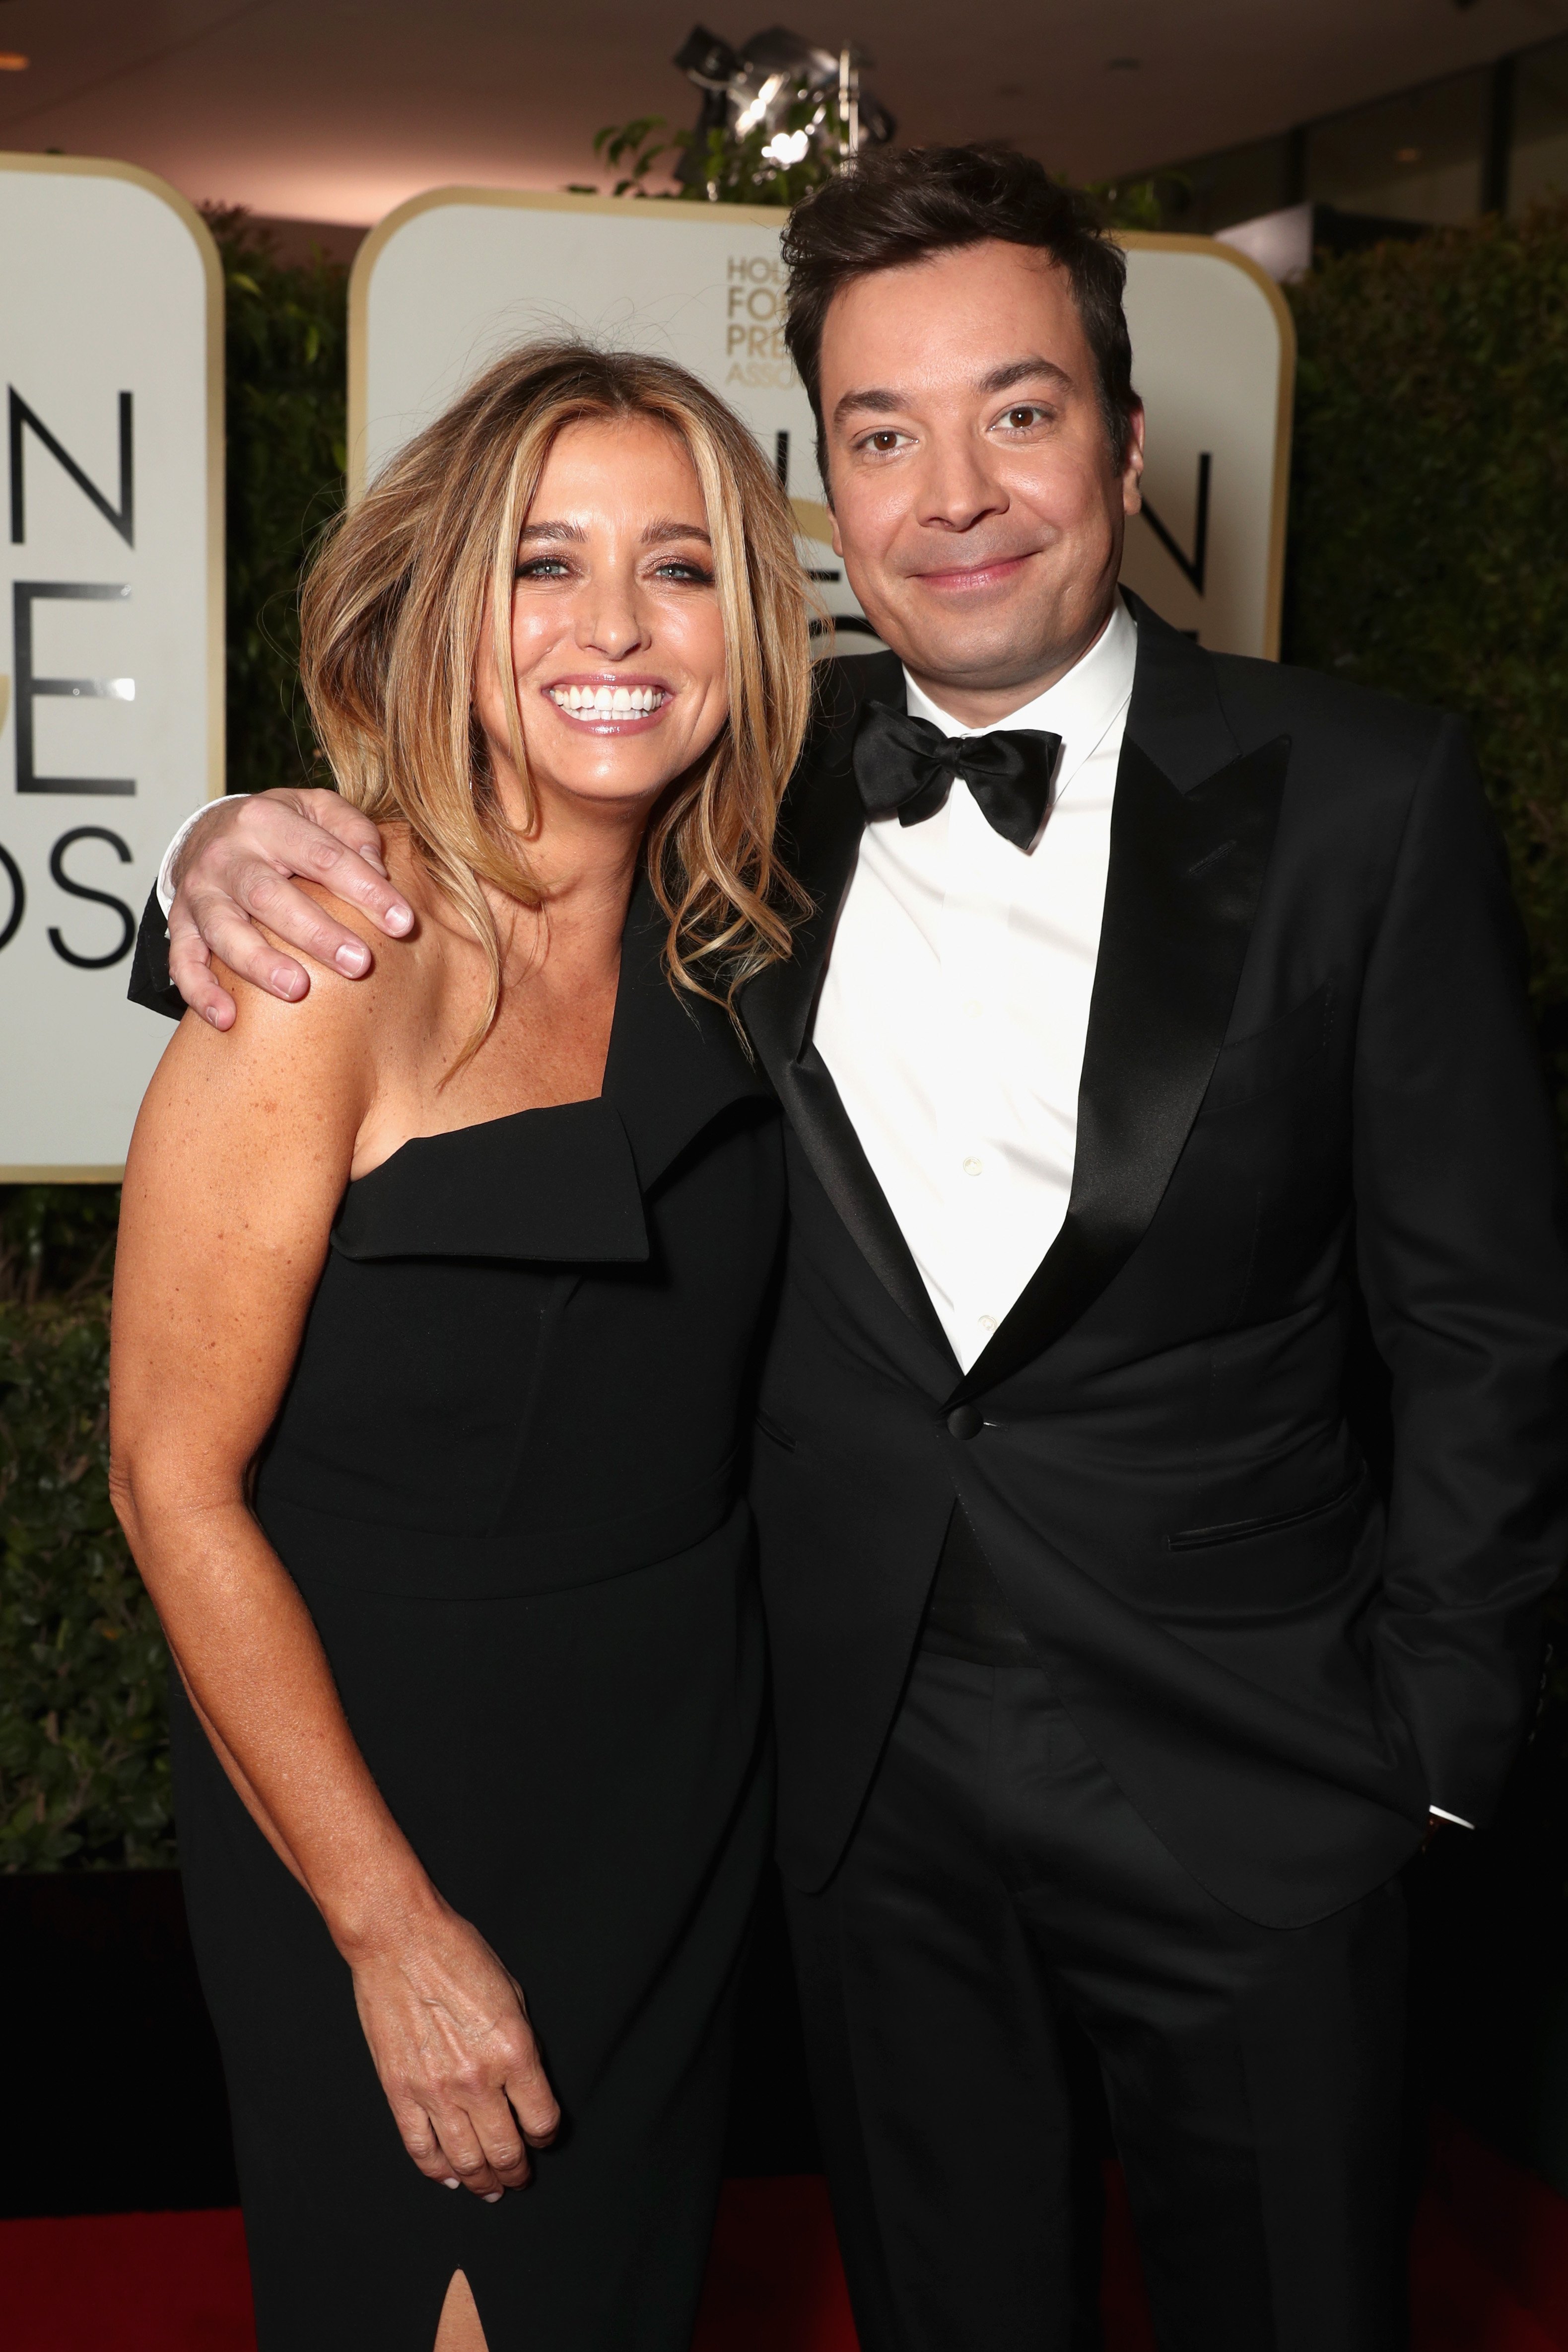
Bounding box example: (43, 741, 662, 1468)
(109, 343, 810, 2352)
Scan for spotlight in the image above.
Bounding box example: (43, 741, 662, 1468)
(672, 23, 895, 193)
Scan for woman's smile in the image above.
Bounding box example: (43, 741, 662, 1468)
(543, 674, 674, 731)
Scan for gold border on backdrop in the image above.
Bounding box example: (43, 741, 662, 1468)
(0, 153, 226, 1183)
(1117, 230, 1297, 664)
(346, 193, 1296, 653)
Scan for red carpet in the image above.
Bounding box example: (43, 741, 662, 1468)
(4, 2123, 1565, 2350)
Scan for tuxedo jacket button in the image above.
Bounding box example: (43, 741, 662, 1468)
(946, 1404, 984, 1439)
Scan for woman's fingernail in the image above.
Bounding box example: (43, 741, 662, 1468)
(384, 905, 413, 936)
(335, 941, 370, 976)
(442, 2176, 460, 2190)
(483, 2191, 503, 2204)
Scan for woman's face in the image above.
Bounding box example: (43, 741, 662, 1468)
(476, 414, 731, 823)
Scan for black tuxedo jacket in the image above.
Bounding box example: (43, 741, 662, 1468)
(739, 593, 1568, 1928)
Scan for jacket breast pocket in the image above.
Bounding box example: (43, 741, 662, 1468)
(1201, 983, 1334, 1118)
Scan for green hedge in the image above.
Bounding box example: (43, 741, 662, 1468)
(210, 209, 348, 799)
(2, 205, 1566, 1872)
(1284, 200, 1568, 1112)
(0, 1191, 170, 1866)
(1282, 201, 1568, 1791)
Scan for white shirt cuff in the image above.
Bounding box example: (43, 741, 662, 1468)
(156, 804, 216, 919)
(1428, 1805, 1475, 1830)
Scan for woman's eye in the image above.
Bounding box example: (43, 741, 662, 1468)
(515, 556, 573, 579)
(653, 559, 714, 584)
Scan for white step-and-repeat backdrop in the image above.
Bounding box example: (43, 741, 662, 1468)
(0, 156, 222, 1180)
(349, 193, 1294, 660)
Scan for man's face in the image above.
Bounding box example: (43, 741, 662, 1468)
(817, 239, 1145, 720)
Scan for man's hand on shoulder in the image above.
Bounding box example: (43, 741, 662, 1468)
(170, 787, 414, 1031)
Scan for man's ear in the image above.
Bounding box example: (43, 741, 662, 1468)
(1121, 401, 1146, 518)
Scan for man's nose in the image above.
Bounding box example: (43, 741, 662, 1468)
(916, 434, 1006, 535)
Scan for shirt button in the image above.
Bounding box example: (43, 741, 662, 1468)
(947, 1404, 984, 1440)
(962, 1156, 983, 1177)
(977, 1314, 997, 1334)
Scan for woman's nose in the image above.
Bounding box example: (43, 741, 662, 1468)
(576, 576, 649, 660)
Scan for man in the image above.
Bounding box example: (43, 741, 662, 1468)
(134, 147, 1568, 2350)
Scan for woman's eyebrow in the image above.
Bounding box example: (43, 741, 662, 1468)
(516, 519, 710, 545)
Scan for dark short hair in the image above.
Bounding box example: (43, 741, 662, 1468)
(781, 144, 1138, 489)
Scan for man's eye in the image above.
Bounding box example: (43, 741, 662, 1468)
(998, 405, 1050, 430)
(860, 429, 907, 454)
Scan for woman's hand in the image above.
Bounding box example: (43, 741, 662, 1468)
(347, 1898, 561, 2199)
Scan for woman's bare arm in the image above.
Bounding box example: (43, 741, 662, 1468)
(110, 960, 558, 2195)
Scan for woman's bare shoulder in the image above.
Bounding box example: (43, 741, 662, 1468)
(141, 824, 472, 1167)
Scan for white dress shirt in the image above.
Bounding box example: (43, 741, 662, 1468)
(813, 598, 1136, 1373)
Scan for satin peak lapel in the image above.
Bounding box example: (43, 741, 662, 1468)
(953, 726, 1291, 1403)
(743, 655, 954, 1360)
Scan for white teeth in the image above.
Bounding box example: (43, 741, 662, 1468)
(549, 684, 665, 718)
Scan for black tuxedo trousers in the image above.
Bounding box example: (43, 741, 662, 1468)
(739, 600, 1568, 2349)
(785, 1646, 1408, 2352)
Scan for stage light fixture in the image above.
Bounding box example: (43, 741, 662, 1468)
(672, 22, 894, 196)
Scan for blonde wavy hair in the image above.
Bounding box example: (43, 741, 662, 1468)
(299, 340, 811, 1047)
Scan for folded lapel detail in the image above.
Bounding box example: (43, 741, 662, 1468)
(332, 1099, 649, 1265)
(952, 731, 1291, 1402)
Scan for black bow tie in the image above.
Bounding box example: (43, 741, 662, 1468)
(852, 701, 1063, 852)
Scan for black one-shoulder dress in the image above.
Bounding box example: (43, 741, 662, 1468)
(167, 880, 782, 2352)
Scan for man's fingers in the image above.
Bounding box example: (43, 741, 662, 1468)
(262, 811, 412, 937)
(220, 866, 379, 980)
(189, 892, 312, 1002)
(295, 787, 393, 879)
(166, 909, 237, 1029)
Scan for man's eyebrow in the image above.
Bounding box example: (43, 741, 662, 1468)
(832, 385, 906, 429)
(832, 355, 1074, 432)
(977, 356, 1073, 397)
